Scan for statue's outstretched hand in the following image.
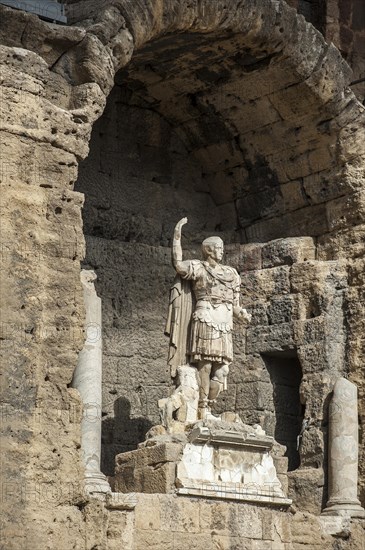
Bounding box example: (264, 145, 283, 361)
(234, 307, 252, 326)
(174, 217, 188, 239)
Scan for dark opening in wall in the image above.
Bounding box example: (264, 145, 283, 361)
(298, 0, 327, 35)
(262, 352, 304, 471)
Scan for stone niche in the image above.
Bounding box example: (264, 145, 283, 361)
(73, 15, 362, 517)
(75, 83, 351, 514)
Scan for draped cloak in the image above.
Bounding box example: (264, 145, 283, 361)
(164, 275, 194, 378)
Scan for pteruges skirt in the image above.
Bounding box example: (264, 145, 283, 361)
(189, 319, 233, 364)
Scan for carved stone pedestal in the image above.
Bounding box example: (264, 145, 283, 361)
(114, 419, 291, 507)
(176, 422, 291, 505)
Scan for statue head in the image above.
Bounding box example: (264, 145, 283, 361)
(202, 236, 224, 261)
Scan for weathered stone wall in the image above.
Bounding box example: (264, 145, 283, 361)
(1, 1, 364, 548)
(284, 0, 365, 102)
(0, 41, 101, 550)
(96, 493, 365, 550)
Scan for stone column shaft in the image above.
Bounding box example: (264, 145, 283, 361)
(72, 270, 110, 495)
(323, 377, 364, 517)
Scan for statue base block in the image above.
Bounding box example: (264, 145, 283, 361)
(175, 422, 291, 506)
(115, 419, 291, 507)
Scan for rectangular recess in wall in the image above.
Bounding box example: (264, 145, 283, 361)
(262, 351, 304, 471)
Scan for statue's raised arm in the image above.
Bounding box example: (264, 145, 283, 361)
(172, 217, 188, 275)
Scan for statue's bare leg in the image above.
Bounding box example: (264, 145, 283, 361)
(197, 361, 212, 414)
(208, 363, 230, 403)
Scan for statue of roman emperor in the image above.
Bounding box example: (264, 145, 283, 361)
(165, 217, 251, 418)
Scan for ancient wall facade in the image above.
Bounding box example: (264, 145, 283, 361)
(1, 0, 364, 548)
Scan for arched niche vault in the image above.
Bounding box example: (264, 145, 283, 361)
(76, 26, 361, 244)
(1, 1, 365, 547)
(63, 0, 364, 245)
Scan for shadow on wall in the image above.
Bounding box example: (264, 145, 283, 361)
(101, 396, 153, 477)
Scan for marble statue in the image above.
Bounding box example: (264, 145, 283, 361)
(165, 217, 251, 418)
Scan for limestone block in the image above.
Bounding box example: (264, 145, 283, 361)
(115, 442, 183, 493)
(293, 317, 328, 345)
(240, 266, 290, 304)
(302, 169, 356, 205)
(0, 131, 79, 188)
(235, 381, 274, 412)
(116, 461, 177, 494)
(297, 344, 331, 372)
(273, 456, 289, 475)
(225, 243, 262, 273)
(290, 512, 333, 548)
(299, 373, 335, 423)
(280, 179, 310, 213)
(348, 257, 365, 286)
(268, 79, 319, 121)
(268, 295, 305, 325)
(290, 260, 347, 298)
(224, 95, 281, 134)
(246, 323, 295, 355)
(245, 203, 328, 242)
(262, 237, 315, 268)
(106, 492, 137, 510)
(326, 190, 365, 232)
(248, 301, 269, 326)
(229, 504, 264, 539)
(193, 141, 243, 173)
(277, 474, 289, 496)
(317, 225, 365, 261)
(134, 494, 161, 530)
(106, 509, 134, 550)
(218, 201, 239, 230)
(199, 500, 231, 534)
(210, 535, 252, 550)
(171, 532, 216, 550)
(116, 442, 183, 469)
(288, 468, 325, 515)
(159, 496, 200, 533)
(227, 355, 267, 385)
(212, 383, 237, 416)
(299, 427, 325, 468)
(237, 188, 283, 227)
(318, 516, 351, 537)
(134, 530, 174, 550)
